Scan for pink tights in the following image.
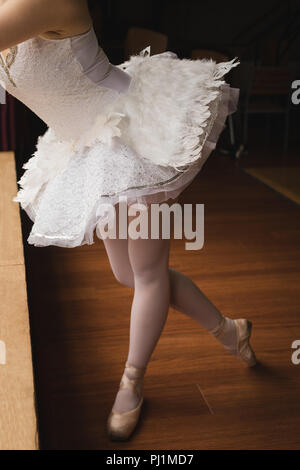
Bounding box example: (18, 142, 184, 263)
(102, 201, 237, 413)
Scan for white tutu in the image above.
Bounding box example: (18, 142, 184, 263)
(0, 27, 240, 247)
(16, 82, 238, 248)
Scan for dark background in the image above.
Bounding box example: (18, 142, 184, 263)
(91, 0, 300, 64)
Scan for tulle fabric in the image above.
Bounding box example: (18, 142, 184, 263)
(22, 82, 239, 248)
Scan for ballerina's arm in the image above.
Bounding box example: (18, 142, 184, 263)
(0, 0, 77, 52)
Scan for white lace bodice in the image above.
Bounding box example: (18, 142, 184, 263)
(0, 27, 133, 141)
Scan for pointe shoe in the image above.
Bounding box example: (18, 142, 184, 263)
(107, 361, 146, 441)
(212, 317, 257, 367)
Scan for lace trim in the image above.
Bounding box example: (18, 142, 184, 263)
(0, 46, 18, 87)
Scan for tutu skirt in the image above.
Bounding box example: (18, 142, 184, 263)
(12, 49, 240, 248)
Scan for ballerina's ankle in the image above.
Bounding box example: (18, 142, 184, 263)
(208, 316, 238, 351)
(111, 363, 146, 414)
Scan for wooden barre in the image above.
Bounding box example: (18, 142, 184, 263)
(0, 152, 38, 450)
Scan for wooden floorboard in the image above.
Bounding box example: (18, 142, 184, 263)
(22, 126, 300, 449)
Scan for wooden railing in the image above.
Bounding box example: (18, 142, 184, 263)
(0, 151, 38, 450)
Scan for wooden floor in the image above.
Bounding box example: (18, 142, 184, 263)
(21, 119, 300, 450)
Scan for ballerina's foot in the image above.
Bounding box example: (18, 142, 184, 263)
(210, 316, 257, 367)
(107, 362, 146, 441)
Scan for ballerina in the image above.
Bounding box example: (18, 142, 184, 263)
(0, 0, 256, 442)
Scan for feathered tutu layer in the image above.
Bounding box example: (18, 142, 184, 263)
(13, 48, 240, 248)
